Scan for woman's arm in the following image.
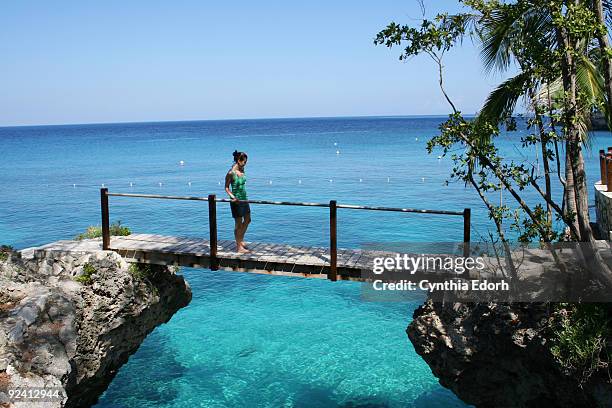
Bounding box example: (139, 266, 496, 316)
(225, 171, 236, 200)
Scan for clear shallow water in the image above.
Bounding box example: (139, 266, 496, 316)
(1, 117, 610, 407)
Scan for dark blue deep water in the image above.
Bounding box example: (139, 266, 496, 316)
(1, 116, 609, 407)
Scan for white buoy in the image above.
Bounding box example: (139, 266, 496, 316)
(218, 181, 221, 185)
(269, 180, 272, 185)
(329, 179, 333, 183)
(422, 177, 425, 182)
(298, 179, 302, 184)
(159, 182, 162, 187)
(387, 177, 390, 183)
(359, 178, 363, 182)
(101, 183, 105, 187)
(336, 150, 340, 155)
(73, 184, 76, 188)
(437, 155, 442, 160)
(188, 181, 192, 187)
(334, 142, 338, 146)
(179, 160, 185, 166)
(129, 182, 133, 187)
(415, 137, 418, 141)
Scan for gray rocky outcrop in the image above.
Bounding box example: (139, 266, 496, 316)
(408, 300, 611, 407)
(0, 243, 192, 408)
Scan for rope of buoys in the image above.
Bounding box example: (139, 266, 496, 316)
(50, 172, 457, 192)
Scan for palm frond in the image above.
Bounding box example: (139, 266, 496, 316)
(478, 71, 531, 123)
(535, 78, 563, 107)
(480, 5, 554, 74)
(480, 7, 520, 73)
(576, 54, 608, 146)
(576, 55, 606, 107)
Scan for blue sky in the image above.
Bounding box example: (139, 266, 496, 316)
(0, 1, 511, 126)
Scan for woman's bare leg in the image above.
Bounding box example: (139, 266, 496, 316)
(234, 218, 244, 251)
(240, 213, 251, 248)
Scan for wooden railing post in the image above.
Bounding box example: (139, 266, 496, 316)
(208, 194, 218, 270)
(607, 156, 612, 193)
(600, 149, 607, 186)
(329, 200, 338, 281)
(100, 188, 110, 250)
(463, 208, 471, 258)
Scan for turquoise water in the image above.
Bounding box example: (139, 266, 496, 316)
(1, 117, 609, 407)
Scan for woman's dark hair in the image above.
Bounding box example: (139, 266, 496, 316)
(233, 150, 248, 163)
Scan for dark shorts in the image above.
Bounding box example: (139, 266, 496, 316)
(230, 201, 251, 219)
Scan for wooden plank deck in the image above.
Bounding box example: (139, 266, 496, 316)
(104, 234, 498, 281)
(22, 234, 612, 289)
(22, 233, 494, 281)
(109, 233, 379, 280)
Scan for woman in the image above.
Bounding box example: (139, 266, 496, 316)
(225, 150, 251, 253)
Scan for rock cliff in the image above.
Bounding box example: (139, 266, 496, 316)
(0, 244, 192, 408)
(408, 300, 611, 407)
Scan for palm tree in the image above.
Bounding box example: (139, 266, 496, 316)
(473, 1, 608, 242)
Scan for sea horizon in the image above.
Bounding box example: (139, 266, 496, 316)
(0, 113, 481, 130)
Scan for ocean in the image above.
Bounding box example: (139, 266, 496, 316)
(1, 116, 609, 407)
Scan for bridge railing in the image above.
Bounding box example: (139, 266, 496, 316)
(100, 189, 471, 281)
(599, 147, 612, 191)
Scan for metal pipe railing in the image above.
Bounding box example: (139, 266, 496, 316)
(107, 192, 211, 201)
(100, 189, 471, 281)
(336, 203, 464, 216)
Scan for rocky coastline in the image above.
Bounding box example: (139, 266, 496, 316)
(1, 239, 610, 408)
(0, 242, 192, 408)
(408, 300, 611, 407)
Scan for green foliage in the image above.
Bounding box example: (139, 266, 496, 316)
(0, 245, 13, 262)
(424, 112, 562, 242)
(75, 262, 96, 284)
(472, 0, 557, 75)
(477, 71, 533, 125)
(550, 303, 611, 382)
(128, 263, 152, 280)
(128, 263, 159, 296)
(551, 2, 598, 40)
(75, 221, 131, 240)
(377, 0, 611, 245)
(374, 13, 471, 60)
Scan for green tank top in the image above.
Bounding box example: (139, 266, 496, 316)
(231, 170, 247, 200)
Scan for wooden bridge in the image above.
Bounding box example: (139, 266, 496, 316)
(109, 233, 400, 280)
(98, 189, 472, 281)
